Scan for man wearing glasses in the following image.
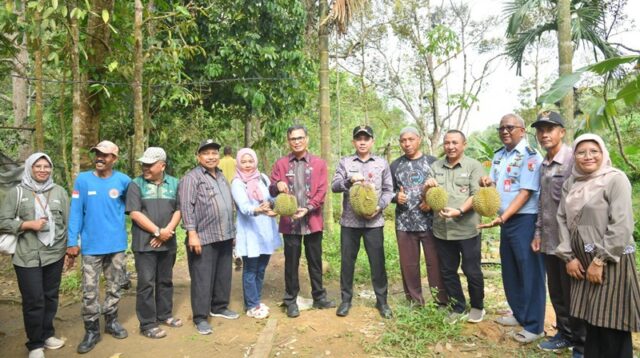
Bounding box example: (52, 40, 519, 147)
(126, 147, 182, 339)
(478, 114, 545, 344)
(269, 124, 335, 318)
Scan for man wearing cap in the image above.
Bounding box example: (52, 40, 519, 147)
(428, 130, 485, 324)
(530, 111, 585, 356)
(126, 147, 182, 339)
(478, 113, 545, 344)
(389, 126, 448, 307)
(66, 140, 132, 353)
(332, 125, 394, 319)
(269, 124, 335, 318)
(178, 139, 237, 335)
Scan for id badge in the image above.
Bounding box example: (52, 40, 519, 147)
(503, 179, 511, 192)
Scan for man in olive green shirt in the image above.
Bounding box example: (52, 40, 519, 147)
(427, 130, 485, 324)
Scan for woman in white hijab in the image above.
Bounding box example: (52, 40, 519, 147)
(0, 153, 69, 358)
(556, 134, 640, 358)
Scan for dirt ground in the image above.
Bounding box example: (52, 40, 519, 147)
(0, 252, 632, 358)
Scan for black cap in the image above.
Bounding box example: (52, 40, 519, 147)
(353, 125, 374, 138)
(531, 111, 565, 128)
(197, 139, 221, 153)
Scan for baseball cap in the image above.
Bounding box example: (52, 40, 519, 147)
(531, 111, 565, 128)
(137, 147, 166, 164)
(90, 140, 119, 157)
(353, 125, 374, 138)
(197, 139, 221, 153)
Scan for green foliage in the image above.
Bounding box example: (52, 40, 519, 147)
(369, 302, 462, 357)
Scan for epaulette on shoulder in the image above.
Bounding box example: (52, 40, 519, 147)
(494, 146, 505, 153)
(526, 145, 537, 155)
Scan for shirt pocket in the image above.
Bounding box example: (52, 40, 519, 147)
(49, 200, 65, 229)
(454, 175, 471, 194)
(551, 175, 565, 202)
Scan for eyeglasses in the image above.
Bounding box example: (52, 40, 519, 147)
(32, 165, 52, 171)
(497, 125, 523, 133)
(575, 149, 602, 159)
(288, 136, 306, 143)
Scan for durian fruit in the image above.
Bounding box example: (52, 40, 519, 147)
(349, 183, 378, 217)
(472, 187, 501, 217)
(274, 193, 298, 217)
(425, 186, 448, 213)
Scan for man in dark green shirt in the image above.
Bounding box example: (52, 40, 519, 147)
(126, 147, 182, 339)
(428, 130, 485, 324)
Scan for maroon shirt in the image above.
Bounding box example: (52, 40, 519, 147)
(269, 152, 327, 235)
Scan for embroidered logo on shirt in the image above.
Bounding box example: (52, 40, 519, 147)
(72, 190, 80, 198)
(109, 189, 119, 199)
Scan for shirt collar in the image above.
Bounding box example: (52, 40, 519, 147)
(142, 174, 169, 185)
(352, 154, 374, 163)
(543, 144, 572, 166)
(288, 152, 309, 162)
(442, 155, 464, 169)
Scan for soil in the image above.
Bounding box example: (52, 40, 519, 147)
(0, 253, 635, 358)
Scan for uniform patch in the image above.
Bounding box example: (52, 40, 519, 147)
(88, 191, 97, 196)
(503, 179, 511, 192)
(527, 158, 537, 171)
(72, 190, 80, 198)
(109, 188, 120, 199)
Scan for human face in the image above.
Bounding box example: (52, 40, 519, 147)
(93, 151, 117, 173)
(287, 129, 308, 157)
(574, 140, 603, 174)
(31, 158, 52, 183)
(399, 132, 422, 159)
(352, 134, 373, 156)
(443, 132, 466, 163)
(535, 124, 565, 152)
(197, 148, 220, 172)
(239, 154, 256, 174)
(497, 116, 525, 150)
(142, 161, 165, 183)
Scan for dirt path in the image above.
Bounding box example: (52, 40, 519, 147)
(0, 253, 378, 358)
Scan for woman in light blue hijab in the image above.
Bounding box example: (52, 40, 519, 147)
(0, 153, 69, 357)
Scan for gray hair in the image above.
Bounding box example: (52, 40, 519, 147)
(399, 126, 420, 138)
(501, 113, 525, 127)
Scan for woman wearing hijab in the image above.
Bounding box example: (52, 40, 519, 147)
(556, 134, 640, 358)
(230, 148, 281, 319)
(0, 153, 69, 358)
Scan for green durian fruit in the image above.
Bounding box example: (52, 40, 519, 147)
(425, 186, 448, 213)
(349, 183, 378, 217)
(274, 193, 298, 217)
(472, 187, 501, 217)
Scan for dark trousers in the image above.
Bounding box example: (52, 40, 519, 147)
(584, 323, 633, 358)
(434, 235, 484, 313)
(396, 230, 448, 305)
(186, 239, 233, 323)
(544, 253, 586, 353)
(134, 250, 177, 331)
(500, 214, 546, 334)
(283, 232, 326, 306)
(340, 226, 388, 305)
(14, 258, 64, 351)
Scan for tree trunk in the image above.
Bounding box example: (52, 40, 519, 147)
(11, 0, 31, 161)
(426, 52, 440, 155)
(244, 116, 252, 147)
(58, 70, 72, 190)
(557, 0, 574, 138)
(319, 0, 333, 233)
(70, 2, 90, 178)
(33, 3, 44, 152)
(132, 0, 145, 176)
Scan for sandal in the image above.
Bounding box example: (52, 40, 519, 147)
(161, 317, 183, 328)
(511, 329, 545, 343)
(141, 327, 167, 339)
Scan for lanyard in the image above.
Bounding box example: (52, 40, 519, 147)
(33, 191, 51, 214)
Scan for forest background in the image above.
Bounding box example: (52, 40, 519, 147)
(0, 0, 638, 237)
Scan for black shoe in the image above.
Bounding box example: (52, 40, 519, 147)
(104, 312, 128, 339)
(336, 302, 351, 317)
(287, 303, 300, 318)
(77, 320, 101, 354)
(312, 298, 336, 309)
(376, 303, 393, 319)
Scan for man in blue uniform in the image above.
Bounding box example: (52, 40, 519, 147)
(478, 114, 544, 344)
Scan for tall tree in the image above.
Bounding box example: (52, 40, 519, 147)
(557, 0, 574, 137)
(132, 0, 144, 175)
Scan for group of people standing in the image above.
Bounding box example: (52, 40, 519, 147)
(0, 112, 638, 358)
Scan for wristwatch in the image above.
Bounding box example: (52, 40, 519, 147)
(153, 228, 161, 238)
(457, 208, 464, 217)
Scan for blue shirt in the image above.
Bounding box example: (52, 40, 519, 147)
(68, 170, 131, 255)
(489, 140, 542, 214)
(230, 174, 281, 258)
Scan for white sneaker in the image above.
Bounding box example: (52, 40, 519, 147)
(44, 336, 65, 350)
(246, 306, 269, 319)
(28, 348, 45, 358)
(467, 308, 486, 323)
(259, 303, 270, 313)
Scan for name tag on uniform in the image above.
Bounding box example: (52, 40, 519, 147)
(459, 173, 469, 177)
(503, 179, 511, 192)
(88, 191, 97, 196)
